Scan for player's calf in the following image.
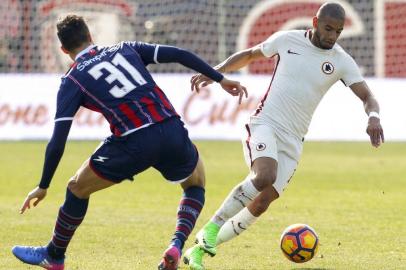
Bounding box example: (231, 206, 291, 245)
(248, 184, 279, 216)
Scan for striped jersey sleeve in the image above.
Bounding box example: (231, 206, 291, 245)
(54, 77, 83, 122)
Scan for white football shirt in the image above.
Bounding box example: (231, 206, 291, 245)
(252, 30, 364, 139)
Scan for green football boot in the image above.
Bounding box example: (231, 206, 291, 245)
(183, 245, 205, 270)
(195, 221, 220, 256)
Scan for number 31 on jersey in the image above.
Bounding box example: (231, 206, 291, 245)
(88, 53, 147, 98)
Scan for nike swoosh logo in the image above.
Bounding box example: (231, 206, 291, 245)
(287, 49, 300, 55)
(237, 222, 247, 230)
(231, 221, 240, 235)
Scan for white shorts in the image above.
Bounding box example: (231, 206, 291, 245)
(242, 123, 303, 195)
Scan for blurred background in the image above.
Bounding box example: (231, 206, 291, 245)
(0, 0, 405, 140)
(2, 0, 405, 76)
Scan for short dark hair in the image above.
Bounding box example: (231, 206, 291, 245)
(317, 2, 346, 21)
(56, 15, 91, 51)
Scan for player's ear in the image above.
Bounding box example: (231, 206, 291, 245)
(312, 16, 318, 28)
(60, 46, 69, 54)
(88, 34, 94, 44)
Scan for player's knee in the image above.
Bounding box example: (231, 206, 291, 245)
(67, 178, 77, 190)
(194, 175, 205, 188)
(67, 178, 90, 199)
(181, 172, 205, 190)
(252, 170, 277, 191)
(182, 158, 205, 189)
(192, 166, 205, 187)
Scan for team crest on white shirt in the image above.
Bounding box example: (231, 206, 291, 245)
(256, 143, 266, 151)
(322, 62, 334, 75)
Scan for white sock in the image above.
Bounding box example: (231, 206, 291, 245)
(216, 207, 257, 245)
(210, 177, 259, 226)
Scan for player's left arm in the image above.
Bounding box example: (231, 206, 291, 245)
(20, 121, 72, 214)
(349, 81, 384, 148)
(20, 78, 82, 214)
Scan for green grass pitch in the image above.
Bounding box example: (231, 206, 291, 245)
(0, 141, 405, 269)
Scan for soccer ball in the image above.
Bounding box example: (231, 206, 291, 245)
(280, 223, 319, 263)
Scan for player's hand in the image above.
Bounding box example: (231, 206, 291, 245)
(219, 77, 248, 104)
(190, 73, 214, 93)
(366, 117, 384, 148)
(20, 186, 47, 214)
(191, 74, 248, 104)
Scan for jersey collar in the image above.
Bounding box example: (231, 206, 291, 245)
(75, 44, 97, 61)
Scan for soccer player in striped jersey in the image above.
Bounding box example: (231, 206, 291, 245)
(11, 15, 247, 270)
(184, 3, 384, 269)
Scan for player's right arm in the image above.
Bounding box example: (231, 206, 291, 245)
(190, 46, 265, 92)
(340, 54, 384, 148)
(127, 41, 247, 103)
(349, 81, 384, 148)
(214, 46, 266, 74)
(191, 31, 286, 92)
(20, 78, 82, 214)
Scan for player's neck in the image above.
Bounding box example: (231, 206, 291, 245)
(69, 42, 94, 61)
(309, 30, 321, 48)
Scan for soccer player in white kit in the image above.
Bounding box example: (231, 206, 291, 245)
(183, 3, 384, 269)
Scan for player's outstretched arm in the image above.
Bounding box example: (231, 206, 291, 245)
(156, 45, 248, 103)
(190, 45, 266, 93)
(214, 45, 266, 74)
(20, 121, 72, 214)
(350, 81, 384, 148)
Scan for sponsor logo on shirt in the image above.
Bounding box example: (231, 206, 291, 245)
(77, 50, 109, 71)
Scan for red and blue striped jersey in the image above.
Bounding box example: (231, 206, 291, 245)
(55, 42, 178, 136)
(40, 41, 224, 189)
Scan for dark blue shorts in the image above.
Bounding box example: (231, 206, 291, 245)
(89, 117, 199, 183)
